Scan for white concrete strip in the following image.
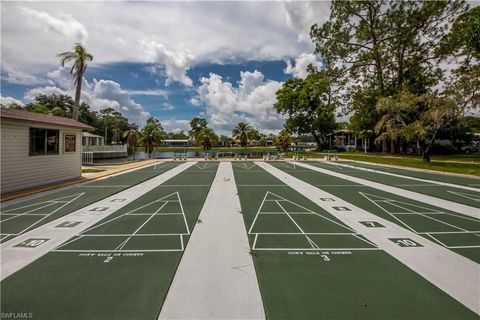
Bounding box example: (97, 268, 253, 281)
(327, 161, 480, 192)
(159, 162, 265, 320)
(294, 162, 480, 219)
(0, 162, 195, 280)
(256, 162, 480, 315)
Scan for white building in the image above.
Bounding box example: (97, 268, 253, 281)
(82, 132, 104, 146)
(1, 108, 93, 195)
(161, 139, 192, 147)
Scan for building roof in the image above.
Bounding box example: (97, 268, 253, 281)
(82, 132, 104, 138)
(0, 108, 94, 130)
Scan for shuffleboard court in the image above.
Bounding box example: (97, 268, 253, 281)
(339, 161, 480, 188)
(270, 162, 480, 264)
(233, 162, 477, 319)
(0, 162, 181, 243)
(309, 161, 480, 208)
(0, 162, 219, 319)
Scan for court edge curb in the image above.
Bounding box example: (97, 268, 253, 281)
(0, 160, 160, 203)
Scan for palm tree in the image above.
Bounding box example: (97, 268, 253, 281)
(232, 122, 254, 147)
(58, 43, 93, 121)
(140, 123, 163, 158)
(275, 130, 293, 152)
(194, 127, 218, 150)
(123, 127, 140, 160)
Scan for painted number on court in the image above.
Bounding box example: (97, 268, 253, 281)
(15, 238, 49, 248)
(333, 206, 351, 211)
(390, 238, 423, 247)
(320, 198, 335, 202)
(110, 199, 126, 203)
(90, 207, 109, 212)
(55, 221, 82, 228)
(359, 221, 385, 228)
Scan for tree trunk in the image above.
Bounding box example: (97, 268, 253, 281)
(390, 139, 395, 154)
(73, 71, 83, 121)
(311, 132, 322, 150)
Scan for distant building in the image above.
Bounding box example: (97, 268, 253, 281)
(1, 108, 93, 195)
(82, 132, 104, 146)
(327, 130, 374, 152)
(161, 139, 192, 147)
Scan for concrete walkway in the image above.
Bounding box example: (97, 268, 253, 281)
(159, 162, 265, 319)
(257, 162, 480, 315)
(0, 162, 195, 280)
(294, 162, 480, 219)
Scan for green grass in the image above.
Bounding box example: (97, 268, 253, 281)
(336, 153, 480, 176)
(90, 159, 145, 166)
(81, 168, 106, 173)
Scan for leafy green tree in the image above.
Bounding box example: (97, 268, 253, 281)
(274, 70, 337, 149)
(189, 117, 208, 139)
(376, 91, 458, 161)
(58, 43, 93, 120)
(232, 122, 255, 147)
(275, 130, 293, 152)
(194, 127, 218, 150)
(310, 0, 468, 137)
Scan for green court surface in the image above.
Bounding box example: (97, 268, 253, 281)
(0, 162, 181, 243)
(270, 162, 480, 264)
(233, 162, 478, 319)
(339, 161, 480, 188)
(0, 163, 218, 319)
(307, 162, 480, 208)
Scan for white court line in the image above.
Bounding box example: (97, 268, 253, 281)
(324, 161, 480, 193)
(0, 162, 196, 281)
(256, 161, 480, 315)
(447, 190, 480, 203)
(296, 162, 480, 219)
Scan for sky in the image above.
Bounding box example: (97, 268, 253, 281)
(0, 1, 331, 134)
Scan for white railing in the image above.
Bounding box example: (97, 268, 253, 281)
(82, 145, 128, 152)
(82, 152, 94, 164)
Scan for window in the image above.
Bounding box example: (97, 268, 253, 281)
(29, 128, 59, 156)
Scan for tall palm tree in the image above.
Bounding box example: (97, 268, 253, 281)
(275, 130, 293, 152)
(58, 43, 93, 121)
(232, 122, 254, 147)
(194, 127, 218, 150)
(123, 127, 140, 160)
(140, 123, 163, 158)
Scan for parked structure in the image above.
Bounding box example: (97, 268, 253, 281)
(327, 130, 374, 152)
(0, 108, 93, 194)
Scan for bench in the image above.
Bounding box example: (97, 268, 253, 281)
(173, 150, 187, 160)
(322, 149, 338, 161)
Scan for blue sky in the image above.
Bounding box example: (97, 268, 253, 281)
(0, 1, 328, 134)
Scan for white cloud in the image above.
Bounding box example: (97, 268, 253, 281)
(189, 97, 201, 107)
(1, 1, 316, 74)
(18, 6, 88, 42)
(284, 53, 323, 79)
(197, 70, 284, 134)
(126, 89, 169, 97)
(25, 67, 151, 126)
(160, 102, 174, 111)
(1, 64, 44, 85)
(281, 1, 331, 42)
(161, 119, 190, 133)
(140, 40, 195, 86)
(0, 96, 24, 106)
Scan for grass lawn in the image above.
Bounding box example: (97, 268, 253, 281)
(337, 153, 480, 176)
